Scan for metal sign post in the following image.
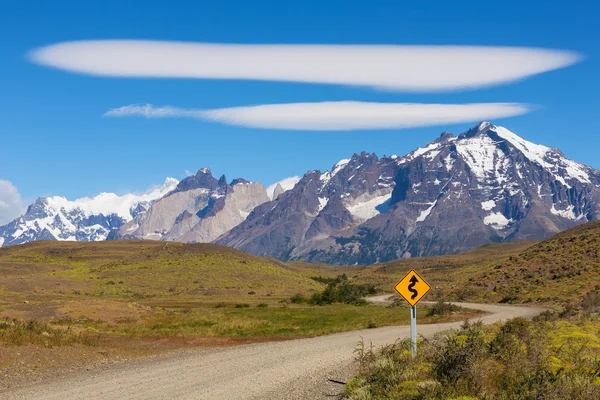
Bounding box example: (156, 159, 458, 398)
(394, 269, 431, 359)
(410, 305, 417, 358)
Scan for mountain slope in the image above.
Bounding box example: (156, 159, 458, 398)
(218, 122, 600, 264)
(216, 152, 399, 260)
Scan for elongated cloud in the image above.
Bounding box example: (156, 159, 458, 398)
(104, 102, 531, 131)
(30, 41, 582, 91)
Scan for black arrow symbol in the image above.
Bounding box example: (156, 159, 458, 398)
(408, 275, 419, 300)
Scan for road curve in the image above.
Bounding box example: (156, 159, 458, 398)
(2, 301, 545, 400)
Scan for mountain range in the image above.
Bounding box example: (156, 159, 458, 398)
(2, 122, 599, 265)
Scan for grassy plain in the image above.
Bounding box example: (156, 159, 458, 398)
(0, 240, 474, 389)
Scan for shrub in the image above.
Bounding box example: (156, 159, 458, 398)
(581, 290, 600, 316)
(290, 293, 307, 304)
(308, 282, 377, 306)
(426, 300, 463, 317)
(310, 274, 348, 285)
(234, 303, 250, 308)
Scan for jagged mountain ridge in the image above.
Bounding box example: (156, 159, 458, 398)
(217, 122, 600, 264)
(111, 168, 270, 243)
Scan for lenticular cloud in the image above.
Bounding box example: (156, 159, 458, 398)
(30, 40, 582, 92)
(104, 102, 532, 131)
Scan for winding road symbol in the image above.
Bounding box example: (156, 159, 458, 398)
(394, 269, 431, 306)
(408, 275, 419, 300)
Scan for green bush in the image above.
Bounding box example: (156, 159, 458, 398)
(310, 274, 348, 285)
(308, 282, 377, 306)
(290, 293, 307, 304)
(426, 300, 463, 317)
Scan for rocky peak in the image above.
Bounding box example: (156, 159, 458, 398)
(231, 178, 250, 186)
(439, 131, 455, 141)
(458, 120, 497, 140)
(272, 183, 285, 199)
(349, 151, 379, 164)
(176, 167, 219, 192)
(26, 197, 51, 219)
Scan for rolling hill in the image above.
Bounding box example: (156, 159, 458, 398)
(0, 240, 322, 301)
(355, 221, 600, 307)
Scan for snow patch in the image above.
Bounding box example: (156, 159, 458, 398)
(318, 197, 329, 212)
(443, 154, 454, 171)
(481, 200, 496, 211)
(550, 204, 577, 220)
(425, 150, 440, 161)
(483, 212, 511, 229)
(412, 142, 441, 159)
(239, 210, 250, 219)
(332, 159, 350, 176)
(416, 200, 437, 223)
(346, 192, 392, 221)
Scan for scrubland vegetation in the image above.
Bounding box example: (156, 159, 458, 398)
(345, 294, 600, 400)
(0, 318, 97, 348)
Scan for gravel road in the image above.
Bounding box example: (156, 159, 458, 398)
(1, 300, 545, 400)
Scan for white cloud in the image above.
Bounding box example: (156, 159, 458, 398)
(266, 176, 301, 199)
(0, 179, 25, 225)
(104, 101, 532, 131)
(29, 41, 582, 92)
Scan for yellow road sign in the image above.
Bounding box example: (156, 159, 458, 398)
(394, 269, 431, 306)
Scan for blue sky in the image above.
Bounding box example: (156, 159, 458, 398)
(1, 0, 598, 208)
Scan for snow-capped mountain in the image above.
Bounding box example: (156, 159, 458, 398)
(0, 178, 179, 247)
(217, 122, 600, 264)
(216, 151, 400, 259)
(110, 168, 270, 243)
(3, 122, 599, 265)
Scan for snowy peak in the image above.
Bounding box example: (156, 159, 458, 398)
(456, 122, 592, 186)
(0, 177, 179, 246)
(35, 177, 178, 222)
